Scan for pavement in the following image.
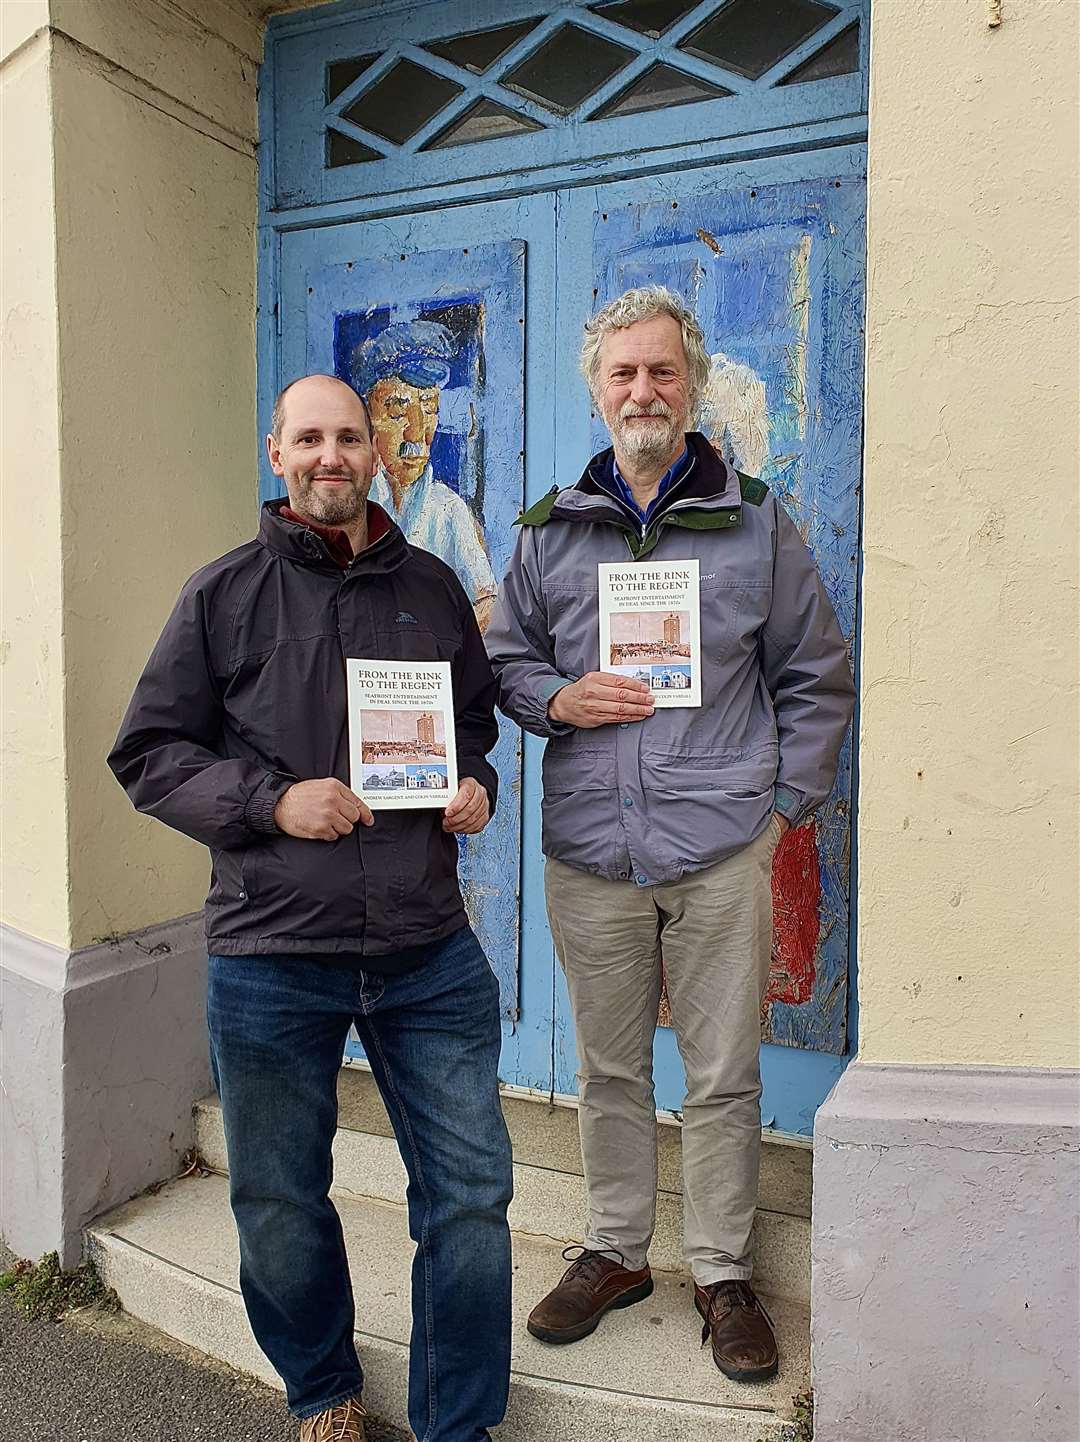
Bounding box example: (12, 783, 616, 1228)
(0, 1247, 410, 1442)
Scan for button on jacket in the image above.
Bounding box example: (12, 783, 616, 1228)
(108, 500, 499, 958)
(486, 432, 854, 885)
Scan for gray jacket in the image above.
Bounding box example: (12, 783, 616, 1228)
(486, 432, 855, 886)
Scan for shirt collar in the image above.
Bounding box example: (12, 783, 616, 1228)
(611, 443, 690, 524)
(279, 501, 391, 568)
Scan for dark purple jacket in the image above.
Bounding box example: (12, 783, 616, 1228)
(108, 500, 498, 957)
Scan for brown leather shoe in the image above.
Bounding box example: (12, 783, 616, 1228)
(528, 1246, 653, 1344)
(694, 1280, 779, 1382)
(299, 1396, 367, 1441)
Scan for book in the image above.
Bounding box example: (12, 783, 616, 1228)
(598, 558, 701, 708)
(346, 659, 458, 810)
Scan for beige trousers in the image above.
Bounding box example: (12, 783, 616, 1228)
(545, 819, 780, 1285)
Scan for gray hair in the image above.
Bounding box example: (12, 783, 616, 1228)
(580, 285, 710, 421)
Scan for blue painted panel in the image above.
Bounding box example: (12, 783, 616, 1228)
(274, 197, 558, 1091)
(553, 148, 865, 1129)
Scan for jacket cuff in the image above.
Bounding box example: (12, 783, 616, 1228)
(243, 772, 297, 835)
(538, 675, 576, 737)
(773, 784, 804, 825)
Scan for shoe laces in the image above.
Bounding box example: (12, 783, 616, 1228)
(700, 1281, 773, 1343)
(306, 1398, 367, 1442)
(560, 1244, 628, 1284)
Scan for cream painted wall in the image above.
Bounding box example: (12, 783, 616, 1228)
(857, 0, 1080, 1067)
(47, 12, 260, 947)
(1, 0, 49, 61)
(1, 23, 70, 947)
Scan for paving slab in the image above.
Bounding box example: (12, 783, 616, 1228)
(0, 1245, 407, 1442)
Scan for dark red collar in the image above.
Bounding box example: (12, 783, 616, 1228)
(280, 502, 391, 568)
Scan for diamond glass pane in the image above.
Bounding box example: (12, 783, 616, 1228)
(679, 0, 839, 81)
(592, 62, 732, 118)
(501, 24, 636, 115)
(342, 59, 464, 146)
(326, 53, 379, 102)
(590, 0, 701, 39)
(326, 130, 382, 168)
(422, 99, 545, 150)
(778, 21, 859, 84)
(424, 20, 537, 74)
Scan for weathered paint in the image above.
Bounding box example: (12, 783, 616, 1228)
(592, 176, 865, 1055)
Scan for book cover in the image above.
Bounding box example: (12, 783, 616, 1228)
(346, 659, 458, 810)
(598, 558, 701, 708)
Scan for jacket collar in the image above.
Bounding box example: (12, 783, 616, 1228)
(259, 498, 410, 576)
(547, 432, 743, 545)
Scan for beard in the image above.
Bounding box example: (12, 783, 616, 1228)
(293, 469, 367, 526)
(604, 398, 684, 467)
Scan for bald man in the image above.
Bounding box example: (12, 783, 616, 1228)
(109, 375, 512, 1442)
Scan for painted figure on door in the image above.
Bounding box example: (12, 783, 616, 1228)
(700, 352, 771, 478)
(352, 319, 498, 631)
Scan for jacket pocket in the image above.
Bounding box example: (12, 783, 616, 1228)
(372, 624, 459, 664)
(701, 578, 771, 664)
(542, 743, 613, 795)
(639, 750, 776, 868)
(207, 846, 256, 909)
(540, 744, 619, 871)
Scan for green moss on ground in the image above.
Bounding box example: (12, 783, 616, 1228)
(0, 1251, 119, 1322)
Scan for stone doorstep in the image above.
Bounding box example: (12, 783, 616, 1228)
(196, 1076, 812, 1304)
(87, 1172, 808, 1442)
(335, 1068, 814, 1218)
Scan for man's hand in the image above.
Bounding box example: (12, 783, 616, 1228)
(773, 812, 791, 837)
(443, 777, 490, 835)
(548, 672, 655, 729)
(273, 779, 374, 840)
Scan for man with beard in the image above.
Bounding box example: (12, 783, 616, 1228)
(487, 288, 853, 1382)
(108, 374, 512, 1442)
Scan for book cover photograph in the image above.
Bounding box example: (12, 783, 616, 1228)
(598, 559, 701, 708)
(346, 660, 458, 809)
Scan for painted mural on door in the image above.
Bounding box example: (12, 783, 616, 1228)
(594, 176, 863, 1054)
(305, 241, 526, 1017)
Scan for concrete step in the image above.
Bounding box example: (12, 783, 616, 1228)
(196, 1070, 813, 1303)
(88, 1172, 809, 1442)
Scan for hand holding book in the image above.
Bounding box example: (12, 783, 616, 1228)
(273, 778, 375, 840)
(548, 673, 655, 729)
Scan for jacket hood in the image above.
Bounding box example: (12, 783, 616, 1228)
(259, 497, 410, 576)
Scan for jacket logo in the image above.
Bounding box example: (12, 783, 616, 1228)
(395, 611, 418, 624)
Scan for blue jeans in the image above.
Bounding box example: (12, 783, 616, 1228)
(207, 927, 513, 1440)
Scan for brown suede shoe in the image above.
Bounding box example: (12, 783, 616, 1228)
(695, 1280, 779, 1382)
(528, 1246, 653, 1344)
(298, 1396, 367, 1441)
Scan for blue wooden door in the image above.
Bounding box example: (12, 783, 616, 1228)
(261, 0, 870, 1129)
(274, 196, 559, 1093)
(553, 153, 866, 1133)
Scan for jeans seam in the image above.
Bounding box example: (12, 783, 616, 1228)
(365, 1024, 437, 1442)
